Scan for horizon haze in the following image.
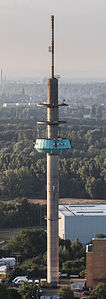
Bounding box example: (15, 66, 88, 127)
(0, 0, 106, 81)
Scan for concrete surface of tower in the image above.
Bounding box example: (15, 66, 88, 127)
(35, 15, 71, 285)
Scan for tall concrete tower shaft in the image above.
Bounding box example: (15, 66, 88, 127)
(35, 15, 71, 285)
(47, 87, 59, 283)
(47, 16, 59, 284)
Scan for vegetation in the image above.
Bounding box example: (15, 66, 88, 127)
(0, 106, 105, 201)
(59, 237, 85, 275)
(4, 228, 47, 280)
(89, 282, 106, 298)
(8, 287, 21, 299)
(5, 228, 47, 259)
(0, 105, 105, 297)
(19, 282, 38, 299)
(95, 233, 106, 238)
(0, 284, 10, 299)
(0, 198, 46, 229)
(59, 287, 74, 299)
(0, 283, 38, 299)
(2, 229, 86, 281)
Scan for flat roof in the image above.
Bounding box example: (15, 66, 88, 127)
(59, 204, 106, 216)
(0, 265, 7, 271)
(93, 238, 106, 240)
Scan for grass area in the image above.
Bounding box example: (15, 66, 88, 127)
(27, 198, 106, 205)
(1, 198, 106, 206)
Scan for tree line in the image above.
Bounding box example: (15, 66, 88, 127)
(0, 107, 105, 200)
(3, 228, 85, 279)
(0, 228, 106, 298)
(0, 198, 46, 229)
(0, 155, 105, 200)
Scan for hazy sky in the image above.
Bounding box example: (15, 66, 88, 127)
(0, 0, 106, 80)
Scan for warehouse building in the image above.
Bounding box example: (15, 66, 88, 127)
(59, 204, 106, 244)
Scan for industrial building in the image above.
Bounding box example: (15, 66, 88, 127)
(59, 204, 106, 244)
(86, 238, 106, 288)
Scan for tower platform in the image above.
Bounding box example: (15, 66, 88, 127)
(34, 138, 71, 154)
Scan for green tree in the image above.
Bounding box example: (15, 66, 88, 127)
(59, 287, 74, 299)
(0, 284, 9, 299)
(19, 282, 37, 299)
(59, 245, 70, 262)
(90, 105, 96, 119)
(8, 287, 21, 299)
(95, 233, 106, 238)
(5, 228, 46, 259)
(62, 257, 85, 275)
(13, 141, 25, 153)
(0, 169, 18, 199)
(16, 167, 36, 198)
(90, 282, 106, 298)
(79, 269, 86, 278)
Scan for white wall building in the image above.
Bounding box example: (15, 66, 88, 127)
(59, 204, 106, 244)
(0, 258, 16, 268)
(0, 265, 8, 274)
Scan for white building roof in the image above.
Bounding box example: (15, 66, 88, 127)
(59, 204, 106, 217)
(0, 265, 7, 273)
(0, 258, 15, 262)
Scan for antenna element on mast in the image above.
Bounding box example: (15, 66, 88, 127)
(51, 15, 54, 78)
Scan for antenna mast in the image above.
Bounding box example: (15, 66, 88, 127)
(51, 15, 54, 78)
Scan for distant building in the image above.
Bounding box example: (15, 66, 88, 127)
(84, 114, 90, 119)
(0, 265, 8, 274)
(0, 257, 16, 269)
(70, 278, 85, 291)
(0, 265, 8, 280)
(86, 238, 106, 288)
(59, 204, 106, 244)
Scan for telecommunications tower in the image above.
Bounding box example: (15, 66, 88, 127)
(35, 16, 71, 285)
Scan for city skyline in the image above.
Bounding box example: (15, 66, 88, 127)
(0, 0, 106, 80)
